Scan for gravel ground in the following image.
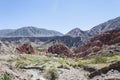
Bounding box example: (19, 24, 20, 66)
(58, 67, 88, 80)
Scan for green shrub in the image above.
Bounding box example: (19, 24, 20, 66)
(92, 56, 107, 64)
(15, 60, 27, 67)
(1, 72, 12, 80)
(43, 67, 59, 80)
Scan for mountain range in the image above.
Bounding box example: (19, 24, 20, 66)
(67, 16, 120, 38)
(0, 16, 120, 47)
(0, 17, 120, 38)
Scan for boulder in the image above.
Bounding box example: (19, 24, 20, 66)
(89, 61, 120, 78)
(47, 43, 72, 56)
(16, 43, 35, 54)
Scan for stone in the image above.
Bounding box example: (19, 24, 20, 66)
(16, 43, 35, 54)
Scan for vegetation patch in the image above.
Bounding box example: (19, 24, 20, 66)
(43, 67, 59, 80)
(1, 72, 12, 80)
(12, 52, 120, 69)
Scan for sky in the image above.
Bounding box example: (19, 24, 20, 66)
(0, 0, 120, 34)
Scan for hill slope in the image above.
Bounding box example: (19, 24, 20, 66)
(66, 28, 86, 37)
(0, 27, 63, 37)
(88, 17, 120, 37)
(66, 28, 89, 43)
(66, 17, 120, 44)
(74, 28, 120, 57)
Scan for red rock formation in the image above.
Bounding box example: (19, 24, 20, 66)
(16, 43, 35, 54)
(74, 28, 120, 57)
(47, 43, 72, 56)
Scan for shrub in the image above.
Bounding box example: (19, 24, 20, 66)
(15, 60, 27, 67)
(43, 67, 59, 80)
(1, 72, 12, 80)
(92, 56, 107, 64)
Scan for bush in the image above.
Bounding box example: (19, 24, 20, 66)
(43, 67, 59, 80)
(1, 72, 12, 80)
(92, 56, 107, 64)
(15, 60, 27, 67)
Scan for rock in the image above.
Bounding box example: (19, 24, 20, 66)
(16, 43, 35, 54)
(58, 68, 87, 80)
(82, 64, 107, 72)
(47, 43, 72, 56)
(74, 28, 120, 57)
(89, 61, 120, 78)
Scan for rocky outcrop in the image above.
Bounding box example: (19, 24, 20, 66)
(74, 28, 120, 57)
(89, 61, 120, 78)
(47, 43, 72, 56)
(16, 43, 35, 54)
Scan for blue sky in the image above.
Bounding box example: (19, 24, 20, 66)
(0, 0, 120, 33)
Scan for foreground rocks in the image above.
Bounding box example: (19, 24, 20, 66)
(91, 69, 120, 80)
(89, 61, 120, 79)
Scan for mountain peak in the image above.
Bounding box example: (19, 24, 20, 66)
(19, 26, 38, 29)
(73, 27, 81, 30)
(66, 27, 85, 37)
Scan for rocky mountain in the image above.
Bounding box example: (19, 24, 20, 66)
(42, 36, 84, 48)
(88, 17, 120, 37)
(0, 27, 63, 37)
(66, 28, 89, 43)
(66, 28, 86, 37)
(66, 17, 120, 43)
(0, 16, 120, 48)
(74, 28, 120, 57)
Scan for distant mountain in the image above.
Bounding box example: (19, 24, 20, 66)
(66, 17, 120, 42)
(0, 27, 63, 37)
(88, 17, 120, 37)
(66, 28, 89, 43)
(0, 29, 15, 35)
(66, 28, 86, 37)
(0, 17, 120, 48)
